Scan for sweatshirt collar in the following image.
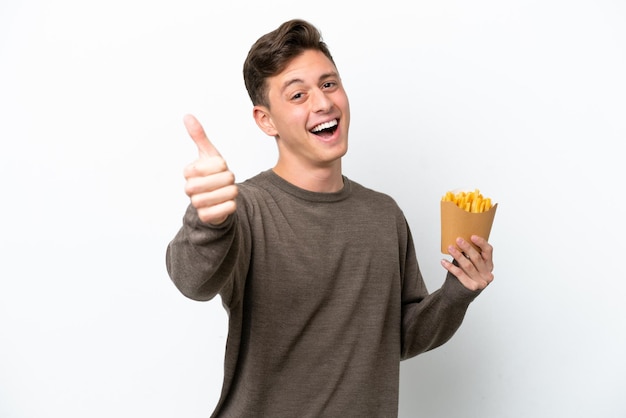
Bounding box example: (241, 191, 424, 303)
(263, 169, 352, 203)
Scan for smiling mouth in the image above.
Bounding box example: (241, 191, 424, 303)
(310, 119, 339, 138)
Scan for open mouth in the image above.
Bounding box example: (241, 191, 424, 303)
(310, 119, 339, 139)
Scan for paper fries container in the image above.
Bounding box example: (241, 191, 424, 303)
(440, 201, 497, 254)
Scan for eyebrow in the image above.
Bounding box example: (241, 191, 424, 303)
(280, 71, 339, 93)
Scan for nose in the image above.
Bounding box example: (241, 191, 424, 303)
(311, 88, 332, 113)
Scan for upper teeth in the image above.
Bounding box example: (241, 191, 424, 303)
(311, 119, 338, 133)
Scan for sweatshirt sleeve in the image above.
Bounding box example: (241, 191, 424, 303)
(399, 221, 481, 360)
(165, 204, 248, 305)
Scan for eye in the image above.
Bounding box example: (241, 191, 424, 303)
(322, 81, 336, 89)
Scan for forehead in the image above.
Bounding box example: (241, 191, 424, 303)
(272, 50, 338, 89)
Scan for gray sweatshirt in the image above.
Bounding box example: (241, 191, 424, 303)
(166, 170, 480, 417)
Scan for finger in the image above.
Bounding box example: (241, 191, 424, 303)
(190, 184, 239, 210)
(185, 170, 236, 196)
(470, 235, 492, 257)
(442, 243, 491, 291)
(471, 235, 494, 270)
(452, 237, 494, 284)
(447, 241, 475, 270)
(440, 258, 484, 291)
(183, 157, 229, 180)
(183, 114, 222, 159)
(196, 199, 238, 225)
(455, 237, 481, 263)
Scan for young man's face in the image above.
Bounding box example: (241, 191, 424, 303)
(254, 49, 350, 173)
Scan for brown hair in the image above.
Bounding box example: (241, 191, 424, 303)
(243, 19, 336, 107)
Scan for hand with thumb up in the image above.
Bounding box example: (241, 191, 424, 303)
(182, 114, 238, 225)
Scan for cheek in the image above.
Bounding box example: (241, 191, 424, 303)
(342, 93, 350, 111)
(340, 100, 351, 127)
(335, 93, 350, 116)
(286, 109, 310, 129)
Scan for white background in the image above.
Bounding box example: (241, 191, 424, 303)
(1, 1, 625, 417)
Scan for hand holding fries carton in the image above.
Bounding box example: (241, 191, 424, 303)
(441, 189, 497, 254)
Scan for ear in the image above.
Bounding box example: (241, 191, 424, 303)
(253, 106, 278, 137)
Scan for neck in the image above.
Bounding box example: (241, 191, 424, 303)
(272, 161, 344, 193)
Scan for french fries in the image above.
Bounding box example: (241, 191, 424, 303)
(442, 189, 493, 214)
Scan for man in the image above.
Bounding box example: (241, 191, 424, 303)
(166, 19, 494, 417)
